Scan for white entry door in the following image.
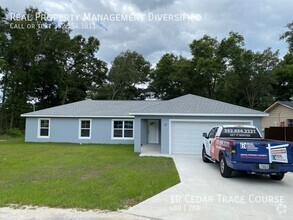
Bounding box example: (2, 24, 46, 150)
(148, 120, 159, 144)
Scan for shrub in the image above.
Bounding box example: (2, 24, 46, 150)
(7, 128, 23, 137)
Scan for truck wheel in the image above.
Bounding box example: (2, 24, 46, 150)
(270, 173, 285, 181)
(202, 148, 210, 163)
(219, 155, 232, 178)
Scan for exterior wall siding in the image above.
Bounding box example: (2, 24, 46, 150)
(25, 117, 134, 144)
(160, 117, 170, 154)
(134, 117, 141, 152)
(25, 115, 263, 154)
(262, 105, 293, 128)
(140, 119, 148, 146)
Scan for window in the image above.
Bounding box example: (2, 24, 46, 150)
(208, 127, 218, 139)
(79, 119, 91, 139)
(38, 119, 50, 138)
(288, 119, 293, 127)
(112, 120, 134, 139)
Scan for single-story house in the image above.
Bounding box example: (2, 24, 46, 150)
(21, 94, 267, 155)
(262, 101, 293, 128)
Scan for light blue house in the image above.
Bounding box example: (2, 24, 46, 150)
(21, 94, 267, 155)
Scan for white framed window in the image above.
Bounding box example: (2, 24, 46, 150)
(79, 119, 91, 139)
(38, 118, 50, 138)
(112, 119, 134, 139)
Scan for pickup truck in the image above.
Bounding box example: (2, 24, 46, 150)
(202, 125, 293, 180)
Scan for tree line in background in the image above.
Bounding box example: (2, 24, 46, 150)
(0, 7, 293, 131)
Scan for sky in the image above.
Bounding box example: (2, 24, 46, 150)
(2, 0, 293, 67)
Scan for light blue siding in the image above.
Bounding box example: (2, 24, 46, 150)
(25, 115, 263, 154)
(140, 119, 148, 146)
(25, 117, 134, 144)
(134, 117, 141, 152)
(160, 118, 169, 154)
(134, 116, 263, 154)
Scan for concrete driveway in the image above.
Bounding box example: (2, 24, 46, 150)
(126, 155, 293, 220)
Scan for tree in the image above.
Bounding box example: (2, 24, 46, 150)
(273, 54, 293, 101)
(242, 49, 279, 109)
(149, 53, 179, 100)
(281, 21, 293, 54)
(272, 21, 293, 101)
(215, 32, 245, 104)
(0, 7, 9, 103)
(149, 32, 279, 110)
(0, 7, 107, 129)
(190, 35, 224, 99)
(105, 50, 150, 100)
(149, 53, 196, 99)
(215, 33, 278, 110)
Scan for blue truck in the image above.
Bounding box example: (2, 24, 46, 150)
(202, 125, 293, 180)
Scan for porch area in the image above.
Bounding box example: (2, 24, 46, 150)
(140, 144, 171, 157)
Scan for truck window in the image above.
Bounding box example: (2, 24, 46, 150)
(220, 127, 261, 138)
(208, 127, 218, 139)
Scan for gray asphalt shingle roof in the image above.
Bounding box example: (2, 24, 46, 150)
(265, 101, 293, 112)
(279, 101, 293, 109)
(21, 100, 162, 117)
(131, 94, 266, 116)
(21, 94, 266, 117)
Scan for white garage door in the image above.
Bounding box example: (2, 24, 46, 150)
(170, 121, 252, 155)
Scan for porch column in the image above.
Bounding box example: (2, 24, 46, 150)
(134, 117, 141, 152)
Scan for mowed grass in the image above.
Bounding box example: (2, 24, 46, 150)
(0, 139, 180, 210)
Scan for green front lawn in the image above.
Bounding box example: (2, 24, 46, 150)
(0, 139, 179, 210)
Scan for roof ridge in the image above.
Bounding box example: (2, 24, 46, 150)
(277, 101, 293, 110)
(130, 94, 266, 115)
(265, 101, 293, 112)
(278, 101, 293, 104)
(168, 94, 263, 113)
(25, 99, 88, 114)
(89, 100, 159, 102)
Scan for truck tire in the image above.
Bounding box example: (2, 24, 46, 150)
(202, 147, 210, 163)
(270, 173, 285, 181)
(219, 154, 232, 178)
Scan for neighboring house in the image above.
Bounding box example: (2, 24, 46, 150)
(262, 101, 293, 128)
(21, 94, 267, 155)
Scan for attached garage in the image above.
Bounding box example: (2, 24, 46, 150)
(132, 94, 268, 155)
(170, 120, 252, 155)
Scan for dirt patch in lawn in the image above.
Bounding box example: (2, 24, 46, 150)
(80, 170, 100, 180)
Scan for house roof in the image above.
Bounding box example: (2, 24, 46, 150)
(265, 101, 293, 112)
(21, 94, 267, 118)
(130, 94, 267, 117)
(21, 100, 162, 118)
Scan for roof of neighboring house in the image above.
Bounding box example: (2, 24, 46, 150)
(21, 100, 162, 118)
(265, 101, 293, 112)
(21, 94, 267, 118)
(131, 94, 266, 116)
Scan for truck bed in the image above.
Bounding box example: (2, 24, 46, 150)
(223, 138, 293, 164)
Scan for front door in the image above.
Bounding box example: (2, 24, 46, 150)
(148, 120, 159, 144)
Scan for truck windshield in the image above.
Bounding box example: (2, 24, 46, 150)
(220, 127, 261, 138)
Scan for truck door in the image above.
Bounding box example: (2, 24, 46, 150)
(205, 127, 218, 156)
